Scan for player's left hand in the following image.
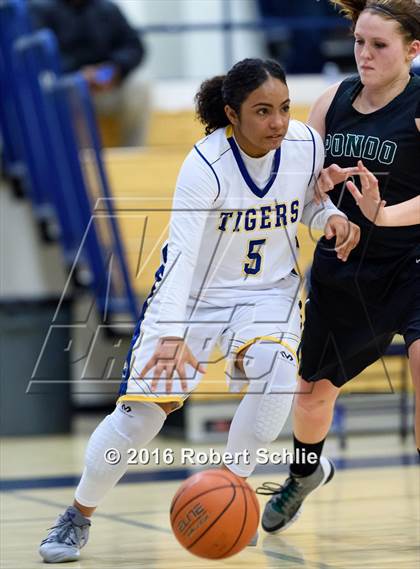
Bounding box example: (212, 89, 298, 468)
(324, 215, 360, 262)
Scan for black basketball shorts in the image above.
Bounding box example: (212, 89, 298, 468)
(299, 247, 420, 387)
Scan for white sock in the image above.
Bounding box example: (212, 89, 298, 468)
(75, 402, 166, 508)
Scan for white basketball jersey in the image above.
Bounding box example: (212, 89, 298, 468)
(150, 121, 343, 338)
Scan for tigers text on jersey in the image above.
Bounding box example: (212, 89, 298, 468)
(153, 121, 344, 337)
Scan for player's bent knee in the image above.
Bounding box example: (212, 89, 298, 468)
(157, 402, 180, 415)
(76, 402, 167, 507)
(295, 378, 339, 412)
(111, 401, 166, 443)
(243, 341, 298, 443)
(295, 391, 336, 414)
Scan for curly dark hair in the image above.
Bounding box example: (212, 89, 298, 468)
(195, 58, 287, 136)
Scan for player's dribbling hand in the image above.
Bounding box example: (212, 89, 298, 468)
(346, 160, 386, 224)
(315, 164, 360, 204)
(324, 215, 360, 262)
(140, 338, 206, 394)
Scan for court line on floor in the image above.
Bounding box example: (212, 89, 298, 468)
(1, 454, 418, 492)
(10, 492, 172, 534)
(260, 548, 334, 569)
(9, 493, 337, 569)
(4, 490, 419, 526)
(3, 509, 170, 524)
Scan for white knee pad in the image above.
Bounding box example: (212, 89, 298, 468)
(110, 401, 167, 446)
(254, 390, 295, 443)
(244, 341, 297, 443)
(225, 341, 297, 478)
(75, 402, 166, 507)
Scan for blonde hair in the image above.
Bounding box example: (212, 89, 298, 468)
(330, 0, 420, 41)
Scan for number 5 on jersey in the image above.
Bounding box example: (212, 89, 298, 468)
(244, 239, 266, 276)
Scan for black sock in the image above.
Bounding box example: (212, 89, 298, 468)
(290, 435, 326, 477)
(417, 449, 420, 462)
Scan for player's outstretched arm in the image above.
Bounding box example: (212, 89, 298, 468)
(347, 161, 420, 227)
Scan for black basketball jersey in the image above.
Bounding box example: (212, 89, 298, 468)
(322, 73, 420, 260)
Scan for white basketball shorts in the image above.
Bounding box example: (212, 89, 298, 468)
(118, 272, 301, 408)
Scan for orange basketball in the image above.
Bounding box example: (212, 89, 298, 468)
(170, 469, 260, 559)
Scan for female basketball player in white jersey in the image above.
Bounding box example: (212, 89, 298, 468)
(261, 0, 420, 535)
(39, 58, 359, 562)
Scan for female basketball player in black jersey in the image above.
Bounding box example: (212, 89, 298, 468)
(261, 0, 420, 534)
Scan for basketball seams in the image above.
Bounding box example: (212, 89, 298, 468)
(170, 470, 239, 517)
(187, 483, 237, 551)
(171, 483, 236, 525)
(170, 470, 260, 559)
(169, 482, 191, 515)
(214, 482, 248, 558)
(248, 486, 260, 519)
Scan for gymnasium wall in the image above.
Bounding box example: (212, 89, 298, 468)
(113, 0, 264, 79)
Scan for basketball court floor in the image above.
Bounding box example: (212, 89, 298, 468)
(1, 416, 419, 569)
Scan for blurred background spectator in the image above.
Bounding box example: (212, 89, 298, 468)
(258, 0, 354, 74)
(30, 0, 150, 146)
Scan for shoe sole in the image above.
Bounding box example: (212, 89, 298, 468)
(320, 456, 335, 486)
(39, 546, 80, 563)
(265, 505, 303, 534)
(262, 457, 335, 534)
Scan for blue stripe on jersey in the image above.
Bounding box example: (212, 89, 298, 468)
(193, 144, 221, 202)
(210, 146, 231, 166)
(304, 124, 316, 187)
(227, 135, 281, 199)
(118, 244, 168, 397)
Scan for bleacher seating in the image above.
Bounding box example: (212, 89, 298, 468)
(0, 0, 139, 325)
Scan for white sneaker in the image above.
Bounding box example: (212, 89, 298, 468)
(39, 506, 91, 563)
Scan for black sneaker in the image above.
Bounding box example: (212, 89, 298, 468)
(259, 456, 335, 533)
